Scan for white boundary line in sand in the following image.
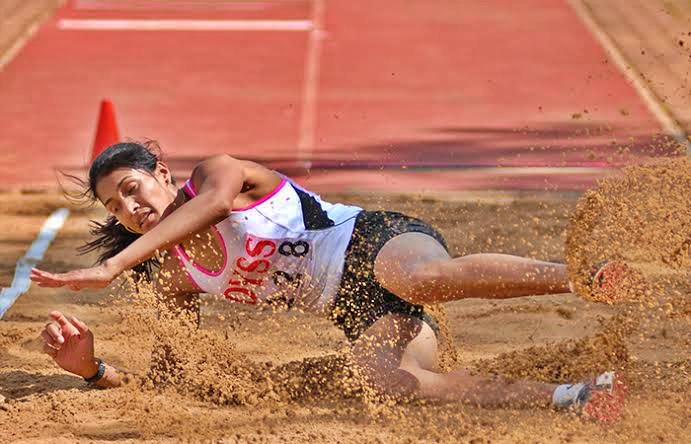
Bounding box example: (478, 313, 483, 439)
(296, 0, 325, 169)
(0, 0, 67, 71)
(0, 24, 42, 71)
(57, 18, 313, 31)
(567, 0, 691, 156)
(0, 208, 70, 319)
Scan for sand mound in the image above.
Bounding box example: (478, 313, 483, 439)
(566, 157, 691, 303)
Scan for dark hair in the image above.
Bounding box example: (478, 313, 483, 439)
(63, 140, 169, 281)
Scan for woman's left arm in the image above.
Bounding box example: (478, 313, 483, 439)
(31, 155, 279, 290)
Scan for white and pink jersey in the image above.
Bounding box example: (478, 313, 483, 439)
(173, 177, 362, 312)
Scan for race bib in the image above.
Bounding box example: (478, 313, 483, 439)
(221, 234, 313, 309)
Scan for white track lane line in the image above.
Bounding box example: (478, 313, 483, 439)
(74, 0, 271, 11)
(296, 0, 325, 169)
(57, 19, 314, 31)
(567, 0, 691, 156)
(0, 208, 70, 319)
(478, 166, 612, 175)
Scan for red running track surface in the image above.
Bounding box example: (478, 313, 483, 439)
(0, 0, 676, 192)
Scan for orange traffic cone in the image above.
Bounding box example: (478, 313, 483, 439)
(91, 99, 120, 160)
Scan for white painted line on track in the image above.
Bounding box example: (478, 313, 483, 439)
(333, 165, 615, 175)
(296, 0, 325, 169)
(567, 0, 690, 156)
(74, 0, 271, 11)
(477, 166, 613, 175)
(57, 19, 314, 31)
(0, 208, 70, 319)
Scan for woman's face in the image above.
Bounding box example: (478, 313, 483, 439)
(95, 164, 176, 234)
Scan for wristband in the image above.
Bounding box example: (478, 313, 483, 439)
(84, 358, 106, 384)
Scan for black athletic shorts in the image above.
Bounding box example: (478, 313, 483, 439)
(329, 211, 448, 341)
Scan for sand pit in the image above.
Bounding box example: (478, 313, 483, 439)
(0, 168, 689, 443)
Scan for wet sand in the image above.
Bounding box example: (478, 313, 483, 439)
(0, 165, 689, 443)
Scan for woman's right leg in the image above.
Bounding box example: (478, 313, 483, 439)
(373, 232, 570, 305)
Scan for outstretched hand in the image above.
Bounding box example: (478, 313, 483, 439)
(40, 311, 98, 378)
(30, 262, 119, 291)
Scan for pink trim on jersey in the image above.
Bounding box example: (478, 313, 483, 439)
(172, 245, 203, 292)
(175, 176, 285, 289)
(233, 179, 287, 212)
(175, 225, 228, 277)
(183, 179, 197, 197)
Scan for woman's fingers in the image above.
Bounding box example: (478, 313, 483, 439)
(30, 269, 65, 287)
(32, 268, 76, 283)
(31, 269, 88, 290)
(40, 312, 91, 361)
(31, 267, 109, 290)
(70, 316, 89, 336)
(31, 268, 54, 280)
(40, 321, 63, 358)
(37, 281, 64, 288)
(41, 324, 64, 348)
(49, 311, 80, 338)
(42, 342, 58, 358)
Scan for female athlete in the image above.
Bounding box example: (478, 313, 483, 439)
(31, 141, 626, 421)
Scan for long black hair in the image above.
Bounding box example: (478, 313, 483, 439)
(63, 140, 171, 281)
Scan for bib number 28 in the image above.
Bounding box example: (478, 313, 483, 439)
(272, 240, 309, 287)
(267, 240, 311, 308)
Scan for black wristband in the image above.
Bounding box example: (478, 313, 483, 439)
(84, 358, 106, 384)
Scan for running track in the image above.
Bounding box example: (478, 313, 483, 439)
(0, 0, 679, 192)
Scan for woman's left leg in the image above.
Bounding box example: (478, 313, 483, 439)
(351, 313, 556, 407)
(373, 232, 570, 305)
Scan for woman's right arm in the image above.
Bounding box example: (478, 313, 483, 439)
(41, 311, 122, 388)
(41, 254, 200, 388)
